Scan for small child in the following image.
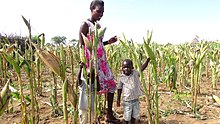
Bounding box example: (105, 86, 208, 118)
(117, 58, 150, 124)
(77, 62, 96, 124)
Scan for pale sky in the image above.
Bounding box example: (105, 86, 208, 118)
(1, 0, 220, 44)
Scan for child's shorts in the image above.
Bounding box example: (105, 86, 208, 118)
(79, 109, 94, 124)
(123, 99, 140, 121)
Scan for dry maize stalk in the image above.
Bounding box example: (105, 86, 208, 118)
(67, 80, 77, 108)
(0, 80, 11, 116)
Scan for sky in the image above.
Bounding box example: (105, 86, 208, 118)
(1, 0, 220, 44)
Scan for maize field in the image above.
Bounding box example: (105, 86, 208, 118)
(0, 16, 220, 124)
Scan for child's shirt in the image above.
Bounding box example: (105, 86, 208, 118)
(117, 70, 145, 102)
(78, 79, 95, 111)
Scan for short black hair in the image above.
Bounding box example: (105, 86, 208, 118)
(90, 0, 104, 11)
(123, 59, 133, 68)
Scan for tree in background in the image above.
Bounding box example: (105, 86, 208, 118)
(51, 36, 67, 46)
(69, 39, 79, 47)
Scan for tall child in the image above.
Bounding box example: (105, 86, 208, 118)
(77, 62, 96, 124)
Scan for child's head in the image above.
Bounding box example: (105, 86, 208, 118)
(90, 0, 104, 21)
(122, 59, 133, 76)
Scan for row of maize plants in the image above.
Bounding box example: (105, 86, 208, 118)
(0, 16, 220, 124)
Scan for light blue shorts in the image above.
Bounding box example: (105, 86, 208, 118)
(123, 99, 140, 121)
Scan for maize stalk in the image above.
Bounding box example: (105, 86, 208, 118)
(189, 42, 208, 113)
(0, 80, 11, 116)
(143, 39, 158, 124)
(59, 45, 68, 124)
(1, 50, 28, 123)
(68, 46, 79, 124)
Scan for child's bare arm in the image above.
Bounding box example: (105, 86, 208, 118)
(117, 89, 122, 107)
(103, 36, 117, 46)
(77, 62, 84, 86)
(141, 58, 150, 72)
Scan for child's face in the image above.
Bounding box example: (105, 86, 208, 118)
(122, 60, 133, 76)
(92, 5, 104, 21)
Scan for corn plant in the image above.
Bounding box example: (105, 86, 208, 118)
(177, 44, 189, 92)
(188, 41, 208, 113)
(18, 52, 36, 124)
(208, 48, 220, 90)
(143, 31, 159, 124)
(1, 50, 28, 123)
(35, 33, 45, 95)
(68, 46, 78, 123)
(0, 79, 11, 116)
(22, 16, 41, 124)
(163, 48, 177, 92)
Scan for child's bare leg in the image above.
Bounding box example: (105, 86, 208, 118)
(123, 119, 129, 124)
(131, 117, 136, 124)
(106, 92, 120, 123)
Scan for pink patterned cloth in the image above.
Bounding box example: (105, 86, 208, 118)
(83, 20, 116, 94)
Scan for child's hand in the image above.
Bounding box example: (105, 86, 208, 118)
(108, 36, 117, 44)
(79, 61, 85, 68)
(116, 100, 120, 107)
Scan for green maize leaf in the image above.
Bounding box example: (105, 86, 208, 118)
(130, 39, 135, 47)
(94, 26, 99, 49)
(207, 52, 214, 60)
(189, 51, 195, 60)
(119, 39, 131, 53)
(60, 45, 66, 81)
(38, 33, 45, 48)
(0, 97, 10, 116)
(98, 27, 106, 37)
(14, 51, 32, 75)
(24, 95, 31, 103)
(81, 33, 92, 52)
(94, 24, 99, 39)
(0, 37, 9, 45)
(62, 79, 67, 99)
(122, 33, 127, 43)
(3, 52, 20, 75)
(19, 59, 32, 76)
(119, 40, 135, 56)
(196, 49, 207, 66)
(195, 44, 208, 66)
(80, 45, 86, 64)
(0, 81, 10, 116)
(111, 50, 117, 58)
(144, 41, 156, 63)
(213, 50, 218, 58)
(21, 15, 31, 33)
(146, 30, 153, 45)
(11, 92, 20, 100)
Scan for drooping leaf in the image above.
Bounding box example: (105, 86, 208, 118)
(3, 52, 20, 75)
(21, 15, 31, 33)
(19, 59, 32, 76)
